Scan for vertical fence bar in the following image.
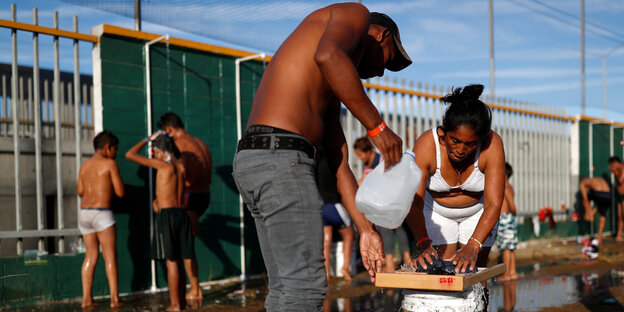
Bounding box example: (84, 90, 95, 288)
(391, 78, 398, 140)
(19, 77, 24, 136)
(74, 16, 82, 215)
(11, 3, 23, 255)
(44, 80, 49, 137)
(416, 82, 422, 137)
(53, 11, 65, 253)
(424, 83, 430, 131)
(400, 79, 406, 146)
(2, 75, 6, 135)
(408, 81, 415, 147)
(32, 7, 45, 250)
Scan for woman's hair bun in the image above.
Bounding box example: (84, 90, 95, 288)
(460, 84, 484, 100)
(440, 84, 484, 103)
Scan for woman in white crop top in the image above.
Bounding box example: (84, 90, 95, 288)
(404, 84, 506, 278)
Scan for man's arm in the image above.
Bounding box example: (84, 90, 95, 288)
(323, 100, 384, 282)
(314, 3, 402, 167)
(125, 138, 167, 170)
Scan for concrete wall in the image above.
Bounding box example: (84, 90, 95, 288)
(0, 137, 92, 256)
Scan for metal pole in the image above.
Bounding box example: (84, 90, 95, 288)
(581, 0, 585, 115)
(53, 11, 65, 253)
(235, 53, 265, 281)
(11, 4, 23, 256)
(33, 7, 45, 251)
(145, 34, 169, 291)
(601, 56, 606, 119)
(74, 16, 82, 217)
(134, 0, 141, 31)
(489, 0, 495, 98)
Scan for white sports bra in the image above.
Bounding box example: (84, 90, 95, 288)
(426, 130, 485, 193)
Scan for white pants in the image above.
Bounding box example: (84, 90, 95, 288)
(424, 192, 497, 247)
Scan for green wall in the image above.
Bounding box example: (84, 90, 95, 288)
(0, 33, 265, 307)
(98, 34, 266, 292)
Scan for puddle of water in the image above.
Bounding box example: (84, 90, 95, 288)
(488, 270, 624, 312)
(10, 265, 624, 311)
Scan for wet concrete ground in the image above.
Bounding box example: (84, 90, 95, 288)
(9, 237, 624, 311)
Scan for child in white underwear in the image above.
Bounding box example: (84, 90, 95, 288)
(77, 130, 125, 308)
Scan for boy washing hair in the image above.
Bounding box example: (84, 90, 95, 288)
(126, 131, 192, 312)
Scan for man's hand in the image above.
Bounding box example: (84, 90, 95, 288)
(369, 127, 403, 169)
(359, 230, 385, 282)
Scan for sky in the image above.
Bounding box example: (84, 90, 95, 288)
(2, 0, 624, 122)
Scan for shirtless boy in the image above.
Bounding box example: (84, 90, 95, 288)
(232, 3, 410, 310)
(496, 163, 518, 281)
(159, 112, 212, 300)
(580, 176, 611, 245)
(126, 131, 193, 312)
(608, 156, 624, 241)
(77, 130, 125, 308)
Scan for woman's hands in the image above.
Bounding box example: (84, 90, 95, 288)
(452, 240, 480, 273)
(410, 241, 437, 270)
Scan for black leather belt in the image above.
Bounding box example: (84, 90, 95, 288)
(237, 134, 316, 159)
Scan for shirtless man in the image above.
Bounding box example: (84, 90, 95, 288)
(580, 176, 611, 245)
(77, 130, 124, 308)
(159, 112, 212, 300)
(232, 3, 410, 310)
(126, 131, 193, 312)
(608, 156, 624, 241)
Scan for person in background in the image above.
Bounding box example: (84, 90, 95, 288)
(316, 147, 354, 281)
(159, 112, 212, 300)
(579, 176, 611, 245)
(126, 132, 192, 312)
(77, 130, 125, 308)
(608, 156, 624, 242)
(496, 162, 518, 282)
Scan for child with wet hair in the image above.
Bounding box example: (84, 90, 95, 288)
(126, 131, 192, 312)
(77, 129, 125, 308)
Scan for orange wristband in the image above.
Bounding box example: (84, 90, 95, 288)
(367, 121, 387, 137)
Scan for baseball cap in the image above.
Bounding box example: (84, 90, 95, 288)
(370, 12, 412, 71)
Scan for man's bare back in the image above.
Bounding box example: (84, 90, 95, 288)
(501, 181, 515, 215)
(173, 134, 211, 193)
(78, 150, 124, 208)
(247, 3, 403, 156)
(154, 158, 186, 210)
(580, 177, 610, 193)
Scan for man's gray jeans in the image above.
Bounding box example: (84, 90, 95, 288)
(233, 148, 327, 311)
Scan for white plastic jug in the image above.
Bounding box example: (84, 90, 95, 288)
(355, 151, 422, 229)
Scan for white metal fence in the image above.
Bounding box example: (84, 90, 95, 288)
(0, 4, 96, 256)
(342, 77, 573, 220)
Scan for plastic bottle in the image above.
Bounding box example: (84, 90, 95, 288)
(355, 151, 422, 229)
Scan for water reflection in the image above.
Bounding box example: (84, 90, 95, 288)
(488, 270, 624, 312)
